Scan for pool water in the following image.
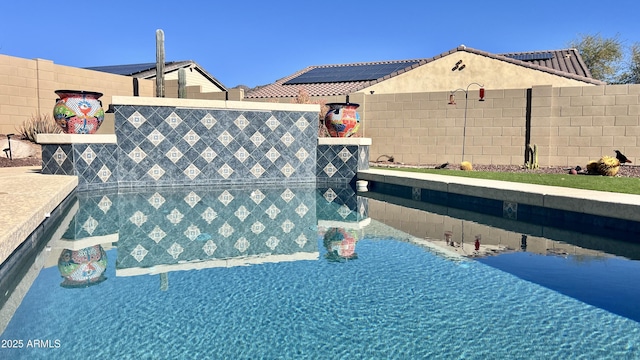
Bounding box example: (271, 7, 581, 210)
(1, 185, 639, 359)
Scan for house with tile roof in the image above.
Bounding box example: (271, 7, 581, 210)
(245, 46, 603, 99)
(86, 60, 227, 96)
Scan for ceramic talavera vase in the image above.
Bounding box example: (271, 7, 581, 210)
(324, 102, 360, 137)
(53, 90, 105, 134)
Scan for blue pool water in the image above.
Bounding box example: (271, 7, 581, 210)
(1, 186, 639, 359)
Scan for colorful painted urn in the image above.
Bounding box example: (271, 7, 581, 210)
(58, 245, 108, 288)
(324, 102, 360, 137)
(53, 90, 105, 134)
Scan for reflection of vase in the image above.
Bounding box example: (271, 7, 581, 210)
(323, 227, 359, 261)
(324, 102, 360, 137)
(58, 245, 108, 288)
(53, 90, 105, 134)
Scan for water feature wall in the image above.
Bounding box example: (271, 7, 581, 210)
(39, 97, 370, 190)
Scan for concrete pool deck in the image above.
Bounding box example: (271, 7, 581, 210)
(0, 166, 77, 266)
(1, 166, 640, 267)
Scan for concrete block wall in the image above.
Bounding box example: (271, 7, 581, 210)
(0, 54, 155, 134)
(363, 84, 640, 167)
(532, 84, 640, 166)
(363, 89, 528, 166)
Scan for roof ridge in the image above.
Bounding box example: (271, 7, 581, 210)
(457, 46, 603, 85)
(311, 59, 425, 69)
(499, 48, 577, 54)
(245, 45, 604, 98)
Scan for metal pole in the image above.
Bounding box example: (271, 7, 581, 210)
(449, 82, 484, 162)
(462, 91, 469, 161)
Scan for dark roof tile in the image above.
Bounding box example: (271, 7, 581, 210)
(85, 60, 227, 91)
(245, 46, 603, 99)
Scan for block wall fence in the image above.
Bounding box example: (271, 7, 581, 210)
(2, 53, 639, 168)
(256, 84, 640, 168)
(0, 54, 154, 134)
(362, 84, 640, 167)
(0, 54, 243, 134)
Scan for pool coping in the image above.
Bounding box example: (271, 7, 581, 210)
(0, 166, 77, 266)
(357, 168, 640, 223)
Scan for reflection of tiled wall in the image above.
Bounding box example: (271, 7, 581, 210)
(115, 186, 318, 269)
(62, 190, 120, 239)
(317, 184, 368, 223)
(316, 144, 369, 184)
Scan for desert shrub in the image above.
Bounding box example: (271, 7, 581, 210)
(293, 89, 330, 137)
(586, 157, 620, 176)
(597, 155, 620, 176)
(586, 160, 599, 174)
(17, 114, 61, 142)
(460, 161, 473, 171)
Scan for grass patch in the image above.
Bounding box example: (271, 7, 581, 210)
(374, 167, 640, 195)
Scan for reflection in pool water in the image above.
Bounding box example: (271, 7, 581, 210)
(57, 245, 107, 288)
(322, 227, 359, 262)
(1, 184, 639, 359)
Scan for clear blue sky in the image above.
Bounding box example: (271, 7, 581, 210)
(2, 0, 639, 88)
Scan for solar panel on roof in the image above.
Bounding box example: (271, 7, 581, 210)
(284, 62, 420, 85)
(85, 62, 179, 76)
(504, 52, 554, 61)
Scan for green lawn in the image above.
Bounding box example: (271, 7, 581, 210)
(373, 167, 640, 195)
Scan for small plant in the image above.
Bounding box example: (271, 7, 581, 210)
(16, 114, 62, 142)
(460, 161, 473, 171)
(586, 156, 620, 176)
(597, 155, 620, 176)
(525, 144, 539, 169)
(293, 89, 330, 137)
(586, 160, 599, 174)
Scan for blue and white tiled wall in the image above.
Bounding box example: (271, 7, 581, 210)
(42, 143, 119, 191)
(114, 105, 318, 187)
(316, 144, 369, 184)
(41, 101, 370, 190)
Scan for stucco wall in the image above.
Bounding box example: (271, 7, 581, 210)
(0, 54, 155, 134)
(158, 67, 223, 94)
(358, 51, 595, 94)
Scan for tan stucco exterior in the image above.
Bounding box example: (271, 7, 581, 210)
(358, 51, 595, 95)
(153, 67, 224, 95)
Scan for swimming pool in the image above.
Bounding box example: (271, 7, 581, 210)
(1, 185, 639, 359)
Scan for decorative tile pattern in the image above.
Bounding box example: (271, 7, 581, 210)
(503, 201, 518, 220)
(58, 186, 370, 272)
(128, 147, 147, 164)
(81, 146, 96, 165)
(60, 185, 371, 275)
(43, 105, 321, 189)
(317, 144, 370, 183)
(128, 111, 146, 129)
(201, 113, 217, 129)
(165, 112, 183, 129)
(44, 105, 375, 189)
(412, 187, 422, 201)
(316, 185, 367, 223)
